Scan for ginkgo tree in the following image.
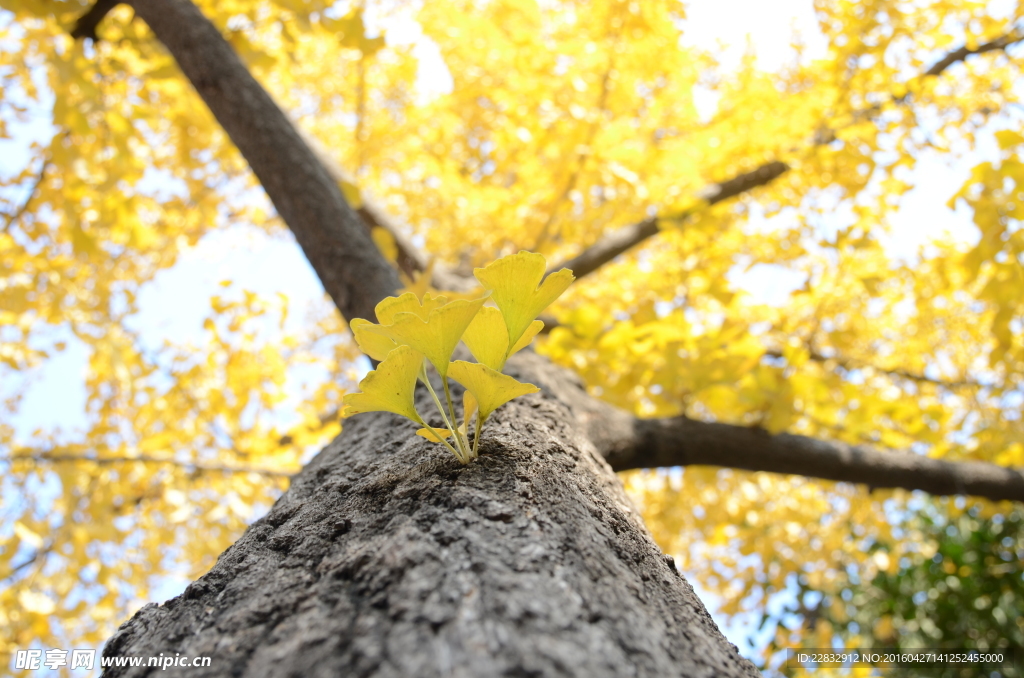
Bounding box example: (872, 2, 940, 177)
(1, 0, 1024, 673)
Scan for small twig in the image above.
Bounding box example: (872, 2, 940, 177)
(4, 451, 294, 478)
(763, 348, 980, 390)
(0, 542, 56, 583)
(2, 158, 49, 233)
(922, 30, 1024, 78)
(532, 55, 617, 251)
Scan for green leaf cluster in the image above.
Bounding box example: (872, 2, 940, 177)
(785, 503, 1024, 678)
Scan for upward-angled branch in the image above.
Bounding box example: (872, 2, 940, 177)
(294, 127, 427, 281)
(301, 134, 478, 293)
(923, 30, 1024, 77)
(554, 161, 788, 278)
(100, 0, 402, 321)
(554, 30, 1024, 280)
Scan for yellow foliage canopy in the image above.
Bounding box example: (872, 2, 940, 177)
(1, 0, 1023, 668)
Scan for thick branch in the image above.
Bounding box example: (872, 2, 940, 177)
(620, 418, 1024, 503)
(70, 0, 120, 40)
(516, 351, 1024, 504)
(555, 30, 1023, 281)
(124, 0, 400, 320)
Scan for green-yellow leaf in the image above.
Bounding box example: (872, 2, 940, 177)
(374, 291, 449, 325)
(463, 306, 545, 371)
(341, 345, 424, 423)
(369, 296, 488, 377)
(461, 306, 509, 371)
(447, 360, 539, 420)
(350, 318, 397, 362)
(461, 391, 478, 438)
(371, 227, 398, 264)
(416, 427, 453, 443)
(474, 251, 573, 349)
(340, 178, 363, 208)
(509, 319, 544, 355)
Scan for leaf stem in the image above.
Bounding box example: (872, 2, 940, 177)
(420, 365, 465, 463)
(471, 411, 484, 459)
(442, 377, 470, 458)
(423, 422, 465, 463)
(421, 365, 454, 430)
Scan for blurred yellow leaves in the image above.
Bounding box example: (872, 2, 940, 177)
(3, 0, 1024, 668)
(321, 7, 385, 57)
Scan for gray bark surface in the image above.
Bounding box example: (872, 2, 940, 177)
(102, 358, 760, 678)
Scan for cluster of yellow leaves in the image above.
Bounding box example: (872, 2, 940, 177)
(343, 251, 572, 463)
(2, 0, 1024, 667)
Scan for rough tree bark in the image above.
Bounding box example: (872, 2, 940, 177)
(102, 358, 759, 677)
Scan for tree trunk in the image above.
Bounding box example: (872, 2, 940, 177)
(101, 353, 760, 677)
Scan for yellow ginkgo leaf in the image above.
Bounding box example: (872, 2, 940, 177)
(463, 309, 545, 371)
(339, 178, 362, 208)
(474, 251, 574, 349)
(369, 296, 488, 377)
(461, 306, 509, 371)
(374, 291, 449, 325)
(350, 318, 397, 362)
(509, 319, 545, 356)
(447, 360, 539, 420)
(416, 427, 454, 443)
(341, 345, 424, 423)
(461, 390, 478, 438)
